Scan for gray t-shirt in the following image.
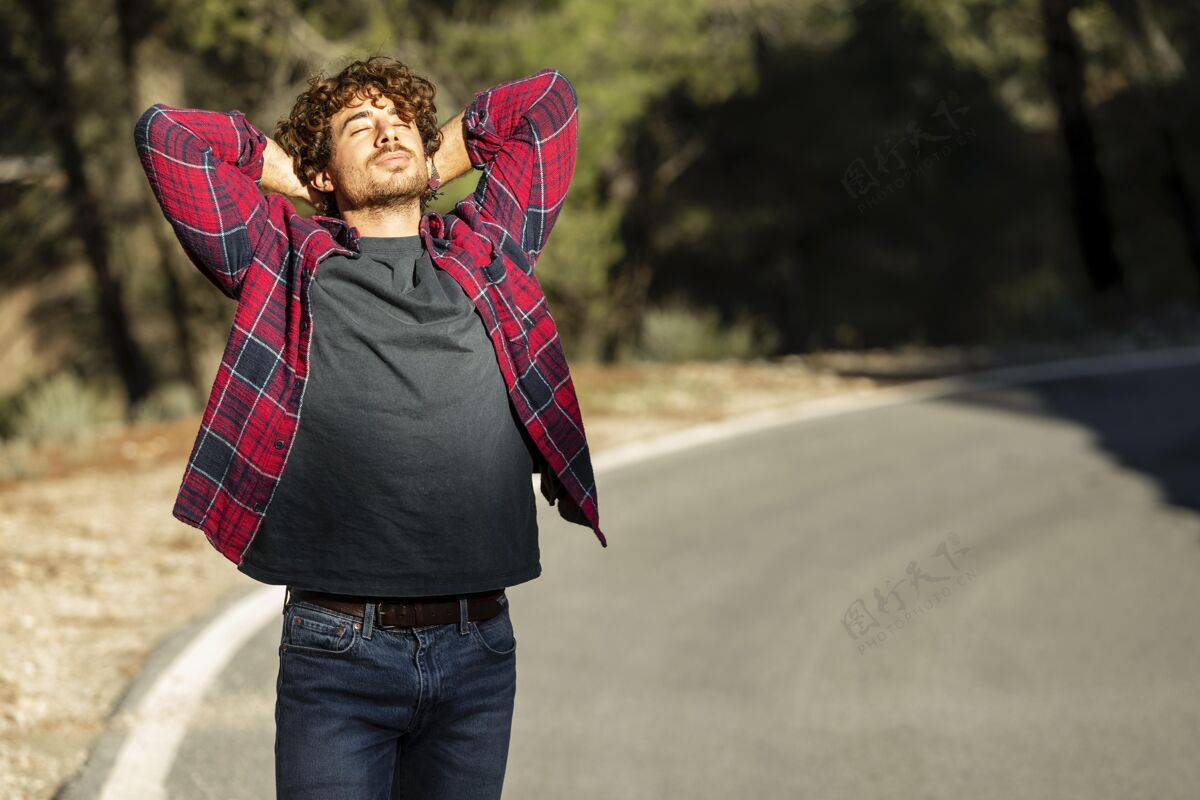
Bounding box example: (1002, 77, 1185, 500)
(238, 234, 540, 596)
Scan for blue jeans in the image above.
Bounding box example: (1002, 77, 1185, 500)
(274, 591, 517, 799)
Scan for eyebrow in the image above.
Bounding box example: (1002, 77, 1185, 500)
(339, 105, 404, 136)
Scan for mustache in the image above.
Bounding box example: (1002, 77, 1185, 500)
(373, 145, 414, 164)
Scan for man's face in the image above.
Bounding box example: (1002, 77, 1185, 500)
(314, 91, 430, 214)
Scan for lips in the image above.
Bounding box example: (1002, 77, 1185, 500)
(376, 151, 411, 167)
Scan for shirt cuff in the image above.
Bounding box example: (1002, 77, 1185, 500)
(232, 111, 267, 185)
(462, 94, 504, 170)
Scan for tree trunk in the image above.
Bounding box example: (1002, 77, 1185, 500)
(1040, 0, 1126, 297)
(1129, 0, 1200, 296)
(19, 0, 155, 415)
(1159, 123, 1200, 296)
(116, 0, 206, 407)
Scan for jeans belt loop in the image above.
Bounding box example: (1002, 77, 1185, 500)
(459, 598, 470, 635)
(362, 601, 375, 640)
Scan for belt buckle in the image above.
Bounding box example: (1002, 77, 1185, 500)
(375, 604, 393, 628)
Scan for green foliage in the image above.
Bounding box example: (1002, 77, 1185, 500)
(902, 0, 1057, 127)
(130, 381, 202, 423)
(635, 300, 779, 362)
(426, 0, 796, 358)
(3, 0, 1199, 411)
(6, 372, 110, 444)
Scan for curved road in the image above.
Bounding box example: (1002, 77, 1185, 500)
(72, 353, 1200, 798)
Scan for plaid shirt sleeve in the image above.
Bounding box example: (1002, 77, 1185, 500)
(133, 105, 280, 300)
(462, 69, 579, 271)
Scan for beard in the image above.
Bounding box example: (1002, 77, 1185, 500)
(338, 147, 428, 213)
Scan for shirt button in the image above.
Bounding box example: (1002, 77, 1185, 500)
(300, 318, 309, 330)
(274, 439, 285, 449)
(253, 502, 266, 513)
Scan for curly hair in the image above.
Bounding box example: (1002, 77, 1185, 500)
(275, 56, 444, 216)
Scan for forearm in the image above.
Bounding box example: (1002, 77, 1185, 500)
(133, 104, 270, 298)
(433, 110, 472, 185)
(458, 70, 578, 262)
(261, 137, 309, 199)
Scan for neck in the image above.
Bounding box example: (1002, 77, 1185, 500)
(339, 202, 422, 237)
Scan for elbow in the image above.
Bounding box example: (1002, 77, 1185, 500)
(550, 70, 578, 112)
(133, 103, 169, 154)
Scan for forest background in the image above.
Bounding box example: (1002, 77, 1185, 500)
(2, 0, 1199, 447)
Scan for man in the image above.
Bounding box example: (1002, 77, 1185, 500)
(134, 56, 606, 799)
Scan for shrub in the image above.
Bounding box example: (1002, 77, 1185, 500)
(635, 301, 779, 362)
(9, 372, 109, 444)
(131, 381, 201, 423)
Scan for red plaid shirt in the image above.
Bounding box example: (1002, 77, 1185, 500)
(134, 68, 606, 564)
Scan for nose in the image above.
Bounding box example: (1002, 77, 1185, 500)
(372, 114, 403, 144)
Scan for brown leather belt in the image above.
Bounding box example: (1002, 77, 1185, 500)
(286, 587, 505, 628)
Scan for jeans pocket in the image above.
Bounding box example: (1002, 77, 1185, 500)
(282, 602, 358, 657)
(468, 603, 516, 658)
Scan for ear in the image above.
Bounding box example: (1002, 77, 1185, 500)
(311, 169, 335, 194)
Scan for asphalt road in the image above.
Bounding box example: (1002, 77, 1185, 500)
(87, 358, 1200, 798)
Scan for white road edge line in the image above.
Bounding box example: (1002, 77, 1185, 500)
(97, 342, 1200, 798)
(99, 585, 286, 800)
